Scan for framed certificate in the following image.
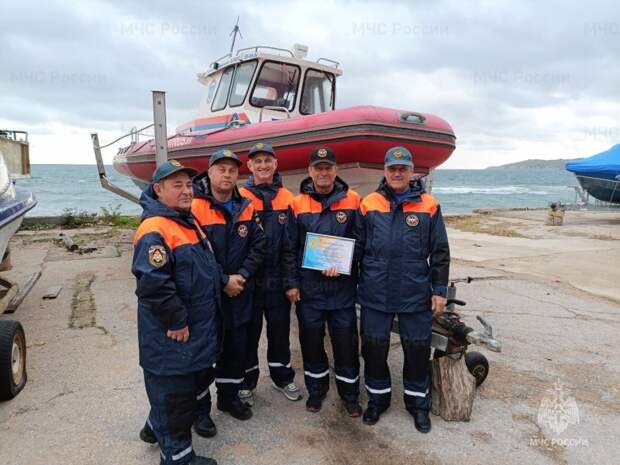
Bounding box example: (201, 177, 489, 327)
(302, 232, 356, 275)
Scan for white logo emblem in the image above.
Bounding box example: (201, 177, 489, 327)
(537, 380, 579, 436)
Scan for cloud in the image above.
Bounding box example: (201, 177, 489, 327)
(1, 0, 618, 167)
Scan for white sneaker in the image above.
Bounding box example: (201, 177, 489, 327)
(238, 389, 254, 406)
(272, 382, 303, 401)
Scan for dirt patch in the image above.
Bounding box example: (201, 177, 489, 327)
(70, 272, 96, 329)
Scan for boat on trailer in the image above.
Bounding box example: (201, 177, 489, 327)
(113, 43, 456, 192)
(566, 143, 620, 205)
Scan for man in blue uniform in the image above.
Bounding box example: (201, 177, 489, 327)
(133, 160, 221, 465)
(239, 143, 302, 406)
(283, 147, 362, 417)
(192, 150, 266, 421)
(356, 147, 450, 433)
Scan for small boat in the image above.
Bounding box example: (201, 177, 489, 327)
(113, 43, 456, 190)
(0, 153, 37, 263)
(565, 144, 620, 204)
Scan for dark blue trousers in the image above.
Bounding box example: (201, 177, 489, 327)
(361, 307, 432, 412)
(296, 304, 360, 402)
(216, 322, 249, 400)
(143, 368, 214, 465)
(244, 295, 295, 389)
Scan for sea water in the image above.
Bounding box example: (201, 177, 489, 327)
(18, 165, 579, 217)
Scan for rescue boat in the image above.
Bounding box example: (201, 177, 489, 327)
(113, 44, 456, 190)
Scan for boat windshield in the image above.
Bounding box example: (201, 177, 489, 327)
(300, 69, 335, 115)
(250, 61, 301, 112)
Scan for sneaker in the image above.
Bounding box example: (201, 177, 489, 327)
(272, 382, 303, 401)
(305, 394, 325, 413)
(344, 400, 362, 418)
(238, 388, 255, 406)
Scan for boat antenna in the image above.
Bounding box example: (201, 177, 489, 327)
(229, 17, 242, 54)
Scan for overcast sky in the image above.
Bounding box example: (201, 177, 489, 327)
(1, 0, 618, 168)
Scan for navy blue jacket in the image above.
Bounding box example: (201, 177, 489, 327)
(356, 179, 450, 314)
(192, 174, 266, 328)
(240, 173, 295, 306)
(283, 176, 361, 310)
(132, 186, 221, 376)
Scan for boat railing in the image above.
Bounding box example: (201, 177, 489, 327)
(258, 106, 291, 122)
(316, 57, 340, 68)
(236, 46, 295, 58)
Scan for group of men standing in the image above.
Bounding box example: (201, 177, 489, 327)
(131, 143, 450, 465)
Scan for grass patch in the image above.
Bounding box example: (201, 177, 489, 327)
(445, 215, 527, 238)
(59, 205, 139, 229)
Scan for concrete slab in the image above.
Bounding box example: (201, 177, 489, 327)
(0, 224, 618, 465)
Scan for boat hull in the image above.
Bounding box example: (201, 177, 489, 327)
(0, 186, 37, 260)
(575, 175, 620, 204)
(113, 105, 456, 185)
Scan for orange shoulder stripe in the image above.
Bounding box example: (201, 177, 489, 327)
(238, 204, 255, 222)
(360, 192, 390, 215)
(239, 187, 264, 210)
(292, 193, 322, 216)
(403, 193, 439, 216)
(330, 190, 360, 211)
(133, 216, 199, 249)
(192, 198, 226, 225)
(272, 187, 294, 211)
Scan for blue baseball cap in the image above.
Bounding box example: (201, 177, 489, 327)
(384, 147, 414, 168)
(248, 142, 276, 158)
(209, 149, 242, 168)
(151, 160, 198, 183)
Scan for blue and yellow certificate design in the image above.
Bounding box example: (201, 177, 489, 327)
(302, 233, 356, 275)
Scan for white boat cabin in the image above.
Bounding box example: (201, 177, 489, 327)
(177, 45, 342, 134)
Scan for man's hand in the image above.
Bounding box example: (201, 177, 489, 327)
(286, 288, 301, 303)
(322, 267, 339, 278)
(224, 274, 246, 297)
(167, 326, 189, 342)
(432, 295, 447, 316)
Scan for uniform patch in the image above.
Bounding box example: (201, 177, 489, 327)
(317, 148, 328, 158)
(224, 150, 233, 157)
(255, 142, 264, 149)
(393, 150, 403, 158)
(238, 224, 249, 237)
(278, 212, 288, 224)
(335, 211, 348, 223)
(170, 159, 181, 167)
(406, 214, 419, 227)
(148, 245, 167, 268)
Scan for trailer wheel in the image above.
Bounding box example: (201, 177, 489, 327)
(0, 320, 27, 400)
(465, 351, 489, 387)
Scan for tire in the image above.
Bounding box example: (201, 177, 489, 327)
(0, 320, 27, 400)
(465, 351, 489, 387)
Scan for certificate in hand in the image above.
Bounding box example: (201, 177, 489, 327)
(302, 232, 356, 275)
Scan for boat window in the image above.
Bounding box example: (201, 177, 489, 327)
(229, 60, 258, 107)
(300, 69, 335, 115)
(211, 66, 235, 111)
(250, 61, 301, 112)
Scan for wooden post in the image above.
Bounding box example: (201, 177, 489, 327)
(431, 354, 476, 421)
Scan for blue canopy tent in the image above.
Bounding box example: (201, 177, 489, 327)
(566, 144, 620, 204)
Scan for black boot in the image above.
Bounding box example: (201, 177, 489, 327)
(305, 394, 326, 413)
(193, 414, 217, 438)
(139, 422, 157, 444)
(412, 410, 431, 433)
(362, 404, 385, 425)
(189, 456, 218, 465)
(217, 397, 253, 420)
